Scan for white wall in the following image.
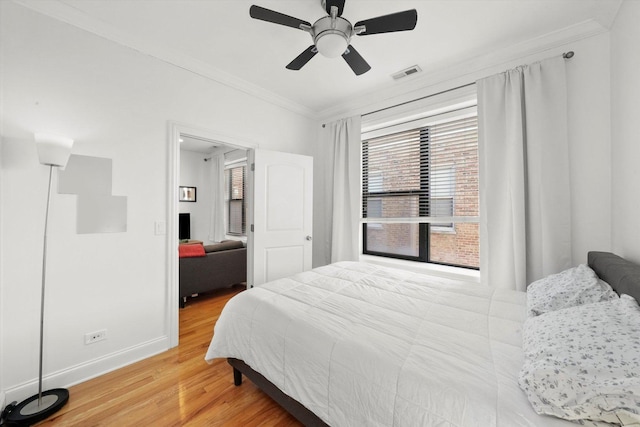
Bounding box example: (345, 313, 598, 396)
(313, 30, 613, 269)
(179, 150, 211, 243)
(0, 2, 314, 402)
(565, 33, 612, 264)
(611, 0, 640, 263)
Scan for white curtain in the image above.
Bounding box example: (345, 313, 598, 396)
(320, 116, 362, 263)
(208, 154, 226, 243)
(477, 56, 571, 291)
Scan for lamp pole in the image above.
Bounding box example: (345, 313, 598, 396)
(37, 165, 54, 405)
(5, 157, 70, 425)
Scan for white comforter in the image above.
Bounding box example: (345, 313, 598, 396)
(205, 262, 600, 426)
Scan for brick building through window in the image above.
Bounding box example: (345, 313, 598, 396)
(362, 113, 479, 269)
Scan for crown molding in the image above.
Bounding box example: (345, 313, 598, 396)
(13, 0, 615, 125)
(12, 0, 317, 120)
(317, 18, 610, 122)
(592, 0, 624, 30)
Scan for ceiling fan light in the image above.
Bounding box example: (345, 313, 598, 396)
(315, 32, 348, 58)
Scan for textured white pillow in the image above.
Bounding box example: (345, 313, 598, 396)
(519, 295, 640, 424)
(527, 264, 618, 317)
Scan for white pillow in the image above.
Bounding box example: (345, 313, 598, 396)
(519, 295, 640, 424)
(527, 264, 618, 317)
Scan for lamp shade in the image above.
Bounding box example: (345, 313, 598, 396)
(35, 133, 74, 168)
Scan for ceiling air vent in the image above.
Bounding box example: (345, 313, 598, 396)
(392, 65, 422, 80)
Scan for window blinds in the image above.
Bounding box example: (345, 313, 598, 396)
(226, 166, 246, 235)
(362, 115, 478, 223)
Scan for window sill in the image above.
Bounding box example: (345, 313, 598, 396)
(431, 228, 456, 234)
(359, 254, 480, 284)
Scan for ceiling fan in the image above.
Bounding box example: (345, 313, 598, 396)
(249, 0, 418, 76)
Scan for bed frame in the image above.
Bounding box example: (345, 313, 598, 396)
(227, 358, 329, 426)
(228, 251, 640, 426)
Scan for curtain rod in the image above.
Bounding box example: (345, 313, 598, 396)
(321, 51, 574, 127)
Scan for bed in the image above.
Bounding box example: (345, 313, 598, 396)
(205, 252, 640, 426)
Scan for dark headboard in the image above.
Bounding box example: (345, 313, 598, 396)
(588, 251, 640, 303)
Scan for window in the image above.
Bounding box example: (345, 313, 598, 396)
(225, 165, 246, 235)
(431, 166, 455, 231)
(362, 114, 479, 269)
(367, 170, 383, 229)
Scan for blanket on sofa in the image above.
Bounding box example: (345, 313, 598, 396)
(179, 244, 205, 258)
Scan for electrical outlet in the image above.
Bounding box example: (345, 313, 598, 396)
(85, 329, 107, 345)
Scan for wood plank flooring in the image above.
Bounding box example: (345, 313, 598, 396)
(35, 286, 302, 426)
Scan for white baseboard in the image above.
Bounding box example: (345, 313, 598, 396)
(4, 336, 170, 403)
(0, 391, 6, 414)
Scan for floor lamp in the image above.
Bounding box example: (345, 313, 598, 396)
(5, 133, 74, 425)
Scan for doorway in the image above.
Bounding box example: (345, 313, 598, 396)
(166, 122, 256, 348)
(178, 135, 248, 248)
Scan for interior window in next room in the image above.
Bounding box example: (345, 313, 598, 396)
(225, 164, 246, 236)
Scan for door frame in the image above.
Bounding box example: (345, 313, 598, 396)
(166, 121, 257, 348)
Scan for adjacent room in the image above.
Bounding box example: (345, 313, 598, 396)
(1, 0, 639, 425)
(178, 137, 249, 308)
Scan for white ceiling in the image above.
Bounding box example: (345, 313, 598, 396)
(180, 135, 219, 154)
(25, 0, 621, 116)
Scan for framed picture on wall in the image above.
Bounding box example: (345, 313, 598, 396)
(179, 186, 196, 202)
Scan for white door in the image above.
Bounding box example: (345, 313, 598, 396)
(247, 149, 313, 287)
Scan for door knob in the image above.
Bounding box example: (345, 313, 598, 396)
(306, 235, 312, 241)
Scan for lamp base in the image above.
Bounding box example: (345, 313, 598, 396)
(5, 388, 69, 426)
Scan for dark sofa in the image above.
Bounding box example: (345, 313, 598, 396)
(179, 240, 247, 307)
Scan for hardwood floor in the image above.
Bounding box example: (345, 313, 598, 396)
(35, 286, 302, 426)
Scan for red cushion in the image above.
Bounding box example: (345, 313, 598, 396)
(179, 244, 205, 258)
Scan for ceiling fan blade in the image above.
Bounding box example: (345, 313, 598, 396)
(324, 0, 345, 17)
(342, 45, 371, 75)
(355, 9, 417, 35)
(286, 46, 318, 70)
(249, 5, 311, 30)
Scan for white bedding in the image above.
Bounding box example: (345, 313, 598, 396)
(205, 261, 605, 426)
